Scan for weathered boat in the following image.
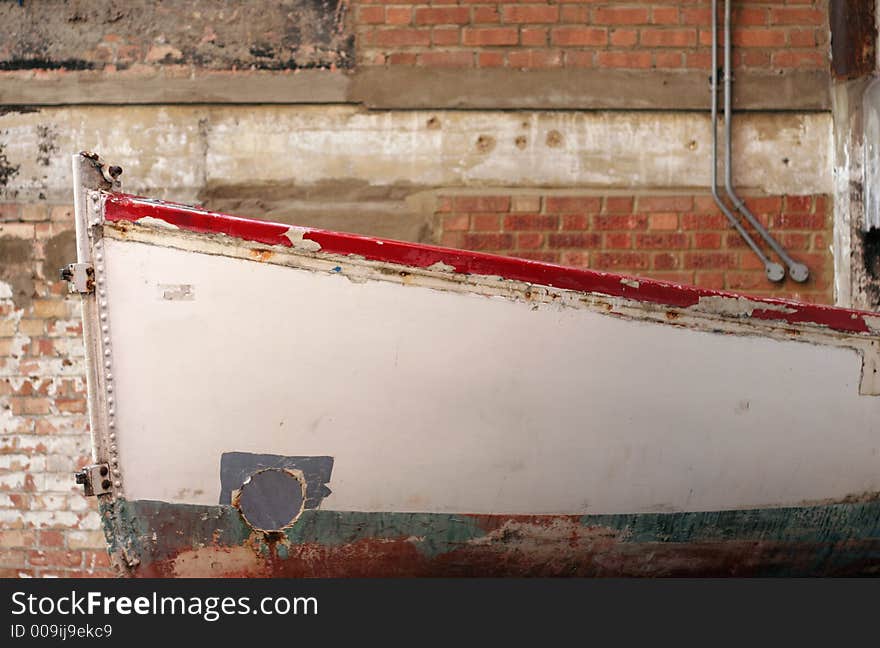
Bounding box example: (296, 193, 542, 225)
(67, 153, 880, 577)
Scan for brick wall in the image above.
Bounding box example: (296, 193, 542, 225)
(0, 204, 112, 577)
(437, 192, 832, 303)
(357, 0, 829, 69)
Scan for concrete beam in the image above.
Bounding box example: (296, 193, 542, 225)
(0, 106, 831, 203)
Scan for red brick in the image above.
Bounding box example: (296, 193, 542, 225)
(551, 27, 607, 47)
(648, 213, 679, 230)
(605, 233, 632, 249)
(640, 29, 697, 47)
(563, 51, 595, 67)
(742, 196, 782, 215)
(444, 214, 469, 231)
(502, 5, 559, 24)
(560, 6, 589, 23)
(521, 28, 548, 47)
(28, 550, 82, 568)
(638, 195, 693, 212)
(653, 252, 680, 270)
(559, 251, 589, 268)
(610, 29, 638, 47)
(504, 214, 558, 230)
(655, 52, 683, 68)
(733, 29, 786, 47)
(770, 8, 825, 26)
(784, 195, 813, 214)
(597, 51, 651, 68)
(433, 28, 460, 46)
(471, 213, 501, 231)
(681, 213, 729, 230)
(593, 7, 649, 25)
(370, 29, 431, 47)
(463, 27, 519, 46)
(772, 50, 824, 68)
(594, 214, 648, 230)
(548, 233, 601, 248)
(734, 8, 768, 27)
(684, 252, 738, 270)
(462, 232, 514, 250)
(474, 6, 500, 24)
(441, 232, 465, 248)
(593, 252, 650, 270)
(652, 7, 679, 25)
(604, 197, 634, 213)
(38, 530, 65, 547)
(725, 272, 767, 291)
(682, 8, 710, 26)
(358, 6, 385, 24)
(788, 29, 816, 47)
(508, 50, 562, 68)
(478, 51, 505, 66)
(414, 7, 469, 25)
(545, 196, 601, 213)
(386, 7, 412, 25)
(693, 232, 722, 249)
(516, 232, 544, 249)
(773, 213, 826, 230)
(561, 214, 588, 230)
(694, 272, 725, 290)
(635, 233, 688, 250)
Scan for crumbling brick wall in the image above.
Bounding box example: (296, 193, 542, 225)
(0, 204, 112, 577)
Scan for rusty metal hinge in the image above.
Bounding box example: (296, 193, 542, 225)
(74, 463, 113, 497)
(60, 263, 95, 294)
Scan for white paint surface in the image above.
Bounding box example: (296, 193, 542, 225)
(103, 239, 880, 515)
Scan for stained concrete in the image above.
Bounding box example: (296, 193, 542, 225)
(0, 0, 352, 72)
(1, 105, 830, 199)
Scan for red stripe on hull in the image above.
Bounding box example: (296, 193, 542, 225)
(104, 193, 875, 335)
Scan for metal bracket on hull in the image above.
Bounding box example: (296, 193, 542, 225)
(60, 262, 95, 294)
(74, 463, 113, 497)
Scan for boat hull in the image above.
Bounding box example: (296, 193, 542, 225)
(66, 173, 880, 577)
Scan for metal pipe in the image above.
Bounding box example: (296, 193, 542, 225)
(722, 0, 809, 283)
(709, 0, 783, 282)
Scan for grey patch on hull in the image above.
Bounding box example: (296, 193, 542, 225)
(234, 468, 306, 531)
(159, 283, 194, 301)
(219, 452, 333, 509)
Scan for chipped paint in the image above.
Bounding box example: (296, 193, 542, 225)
(864, 315, 880, 334)
(136, 216, 179, 230)
(620, 278, 640, 289)
(283, 227, 322, 252)
(426, 261, 456, 273)
(694, 295, 797, 317)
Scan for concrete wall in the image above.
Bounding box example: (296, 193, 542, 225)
(0, 0, 868, 576)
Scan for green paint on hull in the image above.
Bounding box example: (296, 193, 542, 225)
(99, 498, 880, 577)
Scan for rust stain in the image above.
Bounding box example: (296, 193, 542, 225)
(248, 248, 275, 262)
(830, 0, 876, 80)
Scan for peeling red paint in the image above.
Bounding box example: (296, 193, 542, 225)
(104, 193, 878, 335)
